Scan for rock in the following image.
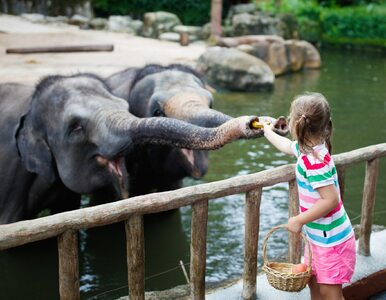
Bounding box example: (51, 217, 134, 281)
(224, 37, 321, 76)
(297, 40, 321, 69)
(89, 18, 108, 30)
(45, 16, 69, 24)
(201, 23, 212, 40)
(128, 20, 144, 35)
(159, 32, 180, 42)
(21, 13, 46, 23)
(217, 35, 284, 48)
(237, 40, 270, 61)
(196, 47, 274, 91)
(68, 14, 90, 27)
(236, 44, 255, 54)
(173, 25, 205, 41)
(142, 11, 182, 38)
(226, 3, 257, 25)
(231, 12, 286, 37)
(266, 41, 290, 76)
(107, 15, 133, 33)
(174, 25, 202, 36)
(284, 40, 304, 72)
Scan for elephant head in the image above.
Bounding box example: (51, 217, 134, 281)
(107, 64, 288, 195)
(14, 73, 267, 204)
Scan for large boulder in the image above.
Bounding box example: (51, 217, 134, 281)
(231, 12, 287, 37)
(265, 41, 291, 75)
(229, 36, 321, 76)
(107, 16, 133, 33)
(297, 40, 321, 69)
(142, 11, 182, 38)
(226, 3, 257, 25)
(196, 47, 274, 91)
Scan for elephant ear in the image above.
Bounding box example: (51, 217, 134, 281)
(16, 114, 55, 182)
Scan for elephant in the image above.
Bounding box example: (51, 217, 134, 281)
(0, 73, 267, 224)
(106, 64, 288, 196)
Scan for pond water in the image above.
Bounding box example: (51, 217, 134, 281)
(0, 49, 385, 300)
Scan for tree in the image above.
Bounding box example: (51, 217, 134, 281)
(211, 0, 223, 37)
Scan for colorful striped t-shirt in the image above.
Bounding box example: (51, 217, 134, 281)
(291, 141, 353, 247)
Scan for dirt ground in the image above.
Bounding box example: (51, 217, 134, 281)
(0, 14, 207, 84)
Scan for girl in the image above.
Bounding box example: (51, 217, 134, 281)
(263, 92, 356, 300)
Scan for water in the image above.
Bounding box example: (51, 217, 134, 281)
(0, 49, 385, 299)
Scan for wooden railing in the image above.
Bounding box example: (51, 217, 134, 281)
(0, 143, 385, 300)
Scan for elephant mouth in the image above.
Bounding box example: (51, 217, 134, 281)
(180, 148, 205, 179)
(96, 155, 128, 198)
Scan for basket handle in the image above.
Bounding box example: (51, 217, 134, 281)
(262, 224, 312, 270)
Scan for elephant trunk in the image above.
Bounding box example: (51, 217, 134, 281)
(186, 109, 232, 128)
(105, 111, 262, 151)
(163, 92, 232, 128)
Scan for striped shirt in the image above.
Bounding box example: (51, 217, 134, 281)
(291, 141, 354, 247)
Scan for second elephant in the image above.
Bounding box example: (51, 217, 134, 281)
(107, 64, 288, 196)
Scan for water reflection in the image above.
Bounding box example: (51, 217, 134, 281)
(80, 210, 190, 299)
(0, 239, 59, 299)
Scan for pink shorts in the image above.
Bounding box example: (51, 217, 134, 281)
(304, 235, 356, 285)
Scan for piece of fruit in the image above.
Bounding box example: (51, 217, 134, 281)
(251, 119, 264, 129)
(291, 263, 308, 274)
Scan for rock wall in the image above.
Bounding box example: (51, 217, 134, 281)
(0, 0, 93, 18)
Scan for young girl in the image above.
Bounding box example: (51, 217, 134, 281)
(263, 92, 356, 300)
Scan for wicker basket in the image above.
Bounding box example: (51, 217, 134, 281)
(262, 224, 312, 292)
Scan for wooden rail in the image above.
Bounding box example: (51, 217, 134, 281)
(0, 143, 385, 299)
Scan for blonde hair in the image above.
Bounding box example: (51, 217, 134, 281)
(289, 92, 333, 155)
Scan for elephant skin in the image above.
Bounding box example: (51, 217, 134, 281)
(0, 73, 269, 223)
(107, 64, 288, 196)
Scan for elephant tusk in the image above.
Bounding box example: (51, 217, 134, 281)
(96, 155, 109, 166)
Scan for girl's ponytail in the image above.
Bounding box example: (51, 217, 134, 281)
(296, 115, 312, 153)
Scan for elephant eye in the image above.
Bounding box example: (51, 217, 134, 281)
(153, 109, 165, 117)
(69, 122, 83, 134)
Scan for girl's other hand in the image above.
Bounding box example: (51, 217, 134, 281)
(286, 216, 303, 233)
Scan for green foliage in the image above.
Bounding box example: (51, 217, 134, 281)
(92, 0, 211, 25)
(256, 0, 386, 48)
(321, 6, 386, 39)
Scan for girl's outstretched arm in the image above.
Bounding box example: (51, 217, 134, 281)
(263, 122, 294, 155)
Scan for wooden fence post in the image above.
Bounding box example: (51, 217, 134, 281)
(337, 166, 346, 200)
(288, 179, 301, 264)
(242, 187, 262, 300)
(125, 215, 145, 300)
(190, 199, 208, 300)
(358, 158, 379, 256)
(58, 230, 79, 300)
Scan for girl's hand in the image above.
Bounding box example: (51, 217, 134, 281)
(286, 216, 304, 233)
(262, 121, 274, 132)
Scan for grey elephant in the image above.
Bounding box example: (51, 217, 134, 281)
(0, 73, 267, 224)
(106, 64, 288, 196)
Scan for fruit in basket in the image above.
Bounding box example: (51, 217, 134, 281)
(291, 263, 308, 274)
